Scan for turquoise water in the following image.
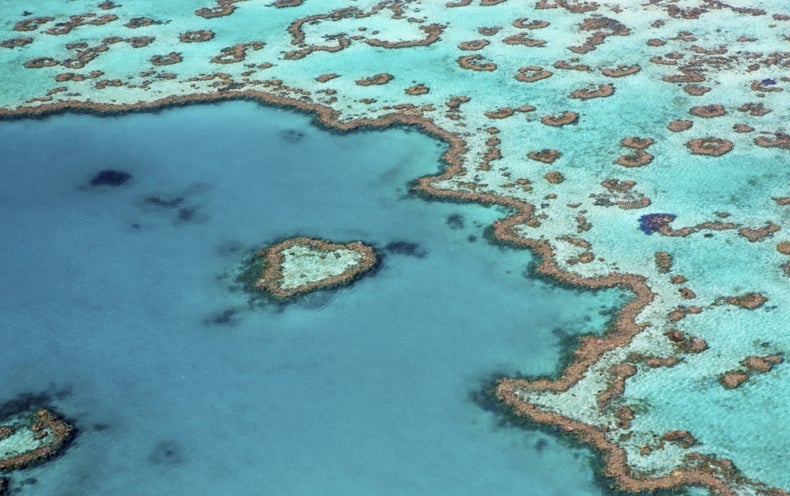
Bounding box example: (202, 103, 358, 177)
(0, 101, 627, 495)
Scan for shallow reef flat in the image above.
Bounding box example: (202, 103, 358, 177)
(2, 0, 790, 494)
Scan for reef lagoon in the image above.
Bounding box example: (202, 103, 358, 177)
(2, 0, 790, 494)
(0, 102, 626, 495)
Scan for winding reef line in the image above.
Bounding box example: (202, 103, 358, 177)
(0, 90, 763, 495)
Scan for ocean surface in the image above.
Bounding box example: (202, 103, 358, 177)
(0, 101, 629, 495)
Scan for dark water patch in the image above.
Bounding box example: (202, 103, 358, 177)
(446, 213, 465, 229)
(0, 387, 71, 418)
(89, 169, 131, 187)
(216, 241, 245, 256)
(384, 241, 427, 258)
(148, 440, 185, 466)
(534, 438, 548, 452)
(139, 199, 203, 225)
(468, 371, 523, 415)
(204, 308, 238, 326)
(467, 234, 477, 243)
(92, 423, 110, 432)
(144, 196, 184, 209)
(21, 478, 36, 485)
(177, 208, 196, 222)
(279, 129, 306, 143)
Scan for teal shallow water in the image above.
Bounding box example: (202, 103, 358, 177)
(0, 101, 628, 495)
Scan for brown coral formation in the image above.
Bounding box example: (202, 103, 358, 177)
(544, 171, 565, 184)
(478, 137, 502, 171)
(150, 52, 183, 66)
(315, 73, 338, 83)
(662, 69, 705, 84)
(179, 30, 215, 43)
(458, 40, 489, 51)
(541, 111, 578, 127)
(666, 330, 708, 353)
(569, 83, 614, 99)
(515, 66, 552, 82)
(554, 60, 591, 72)
(570, 16, 630, 54)
(689, 104, 726, 118)
(55, 70, 103, 82)
(684, 84, 710, 96)
(405, 84, 429, 96)
(738, 102, 771, 116)
(668, 120, 693, 132)
(103, 36, 154, 48)
(24, 58, 59, 69)
(720, 371, 748, 389)
(615, 150, 653, 167)
(365, 24, 445, 49)
(502, 33, 547, 47)
(597, 363, 637, 408)
(602, 65, 640, 77)
(723, 292, 767, 310)
(513, 18, 550, 29)
(484, 107, 514, 119)
(742, 354, 784, 373)
(615, 406, 634, 429)
(477, 26, 501, 36)
(661, 430, 697, 448)
(196, 0, 242, 19)
(254, 237, 377, 299)
(738, 222, 781, 242)
(457, 54, 497, 71)
(621, 137, 654, 150)
(685, 137, 733, 156)
(355, 73, 393, 86)
(654, 252, 673, 273)
(721, 354, 783, 389)
(0, 37, 33, 49)
(210, 42, 264, 64)
(528, 149, 562, 163)
(733, 124, 754, 133)
(755, 133, 790, 150)
(667, 305, 702, 322)
(14, 17, 55, 32)
(45, 13, 118, 35)
(124, 17, 161, 29)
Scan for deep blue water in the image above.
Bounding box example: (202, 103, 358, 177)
(0, 101, 625, 495)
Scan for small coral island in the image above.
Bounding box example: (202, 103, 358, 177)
(0, 408, 74, 493)
(245, 236, 377, 299)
